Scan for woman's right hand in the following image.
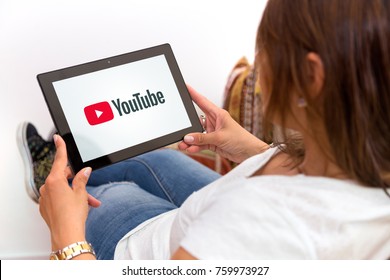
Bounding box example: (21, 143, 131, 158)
(178, 86, 270, 163)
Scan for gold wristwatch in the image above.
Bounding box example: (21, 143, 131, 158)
(50, 241, 96, 260)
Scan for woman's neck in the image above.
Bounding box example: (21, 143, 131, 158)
(299, 134, 349, 179)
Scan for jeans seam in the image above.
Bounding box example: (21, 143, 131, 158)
(128, 157, 175, 205)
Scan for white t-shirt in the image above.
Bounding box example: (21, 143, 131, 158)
(114, 147, 390, 259)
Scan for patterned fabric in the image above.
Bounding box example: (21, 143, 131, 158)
(223, 57, 270, 142)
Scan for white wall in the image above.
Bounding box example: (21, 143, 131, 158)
(0, 0, 266, 259)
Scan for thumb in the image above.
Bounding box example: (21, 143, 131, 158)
(184, 132, 219, 146)
(72, 167, 92, 194)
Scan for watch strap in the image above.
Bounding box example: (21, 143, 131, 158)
(50, 241, 96, 260)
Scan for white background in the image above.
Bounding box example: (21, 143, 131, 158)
(0, 0, 266, 259)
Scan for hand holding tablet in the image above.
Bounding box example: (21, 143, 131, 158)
(37, 44, 203, 173)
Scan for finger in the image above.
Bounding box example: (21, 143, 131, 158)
(187, 85, 218, 118)
(88, 194, 101, 208)
(39, 184, 45, 196)
(51, 135, 69, 174)
(185, 145, 209, 154)
(178, 140, 208, 154)
(72, 167, 91, 194)
(72, 167, 100, 207)
(183, 132, 219, 147)
(65, 166, 74, 179)
(177, 141, 191, 151)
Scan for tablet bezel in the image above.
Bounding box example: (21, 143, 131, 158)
(37, 43, 203, 173)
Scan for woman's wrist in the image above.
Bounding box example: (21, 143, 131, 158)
(239, 132, 271, 162)
(51, 228, 87, 252)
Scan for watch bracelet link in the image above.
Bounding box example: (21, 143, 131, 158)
(50, 241, 96, 260)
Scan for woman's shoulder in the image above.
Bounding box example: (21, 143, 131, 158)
(230, 173, 388, 206)
(186, 175, 390, 259)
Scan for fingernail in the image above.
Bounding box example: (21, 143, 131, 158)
(53, 134, 59, 144)
(184, 135, 194, 143)
(84, 167, 92, 178)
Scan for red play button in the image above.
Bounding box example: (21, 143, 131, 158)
(84, 101, 114, 125)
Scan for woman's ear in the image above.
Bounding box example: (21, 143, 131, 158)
(306, 52, 325, 98)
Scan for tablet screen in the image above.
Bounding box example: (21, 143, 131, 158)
(38, 44, 202, 172)
(53, 54, 191, 162)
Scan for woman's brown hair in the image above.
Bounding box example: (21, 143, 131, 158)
(256, 0, 390, 191)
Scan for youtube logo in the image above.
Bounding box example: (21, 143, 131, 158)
(84, 101, 114, 125)
(84, 90, 165, 126)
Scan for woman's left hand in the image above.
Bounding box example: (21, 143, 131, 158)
(39, 134, 101, 251)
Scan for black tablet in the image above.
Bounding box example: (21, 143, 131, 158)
(37, 43, 203, 173)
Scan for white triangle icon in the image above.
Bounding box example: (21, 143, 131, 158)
(95, 110, 103, 118)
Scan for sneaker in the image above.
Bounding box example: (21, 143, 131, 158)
(17, 122, 55, 203)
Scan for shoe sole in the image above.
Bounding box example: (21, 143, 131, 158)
(16, 122, 40, 203)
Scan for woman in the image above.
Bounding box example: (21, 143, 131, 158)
(39, 0, 390, 260)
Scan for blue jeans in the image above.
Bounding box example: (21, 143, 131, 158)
(85, 149, 221, 260)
